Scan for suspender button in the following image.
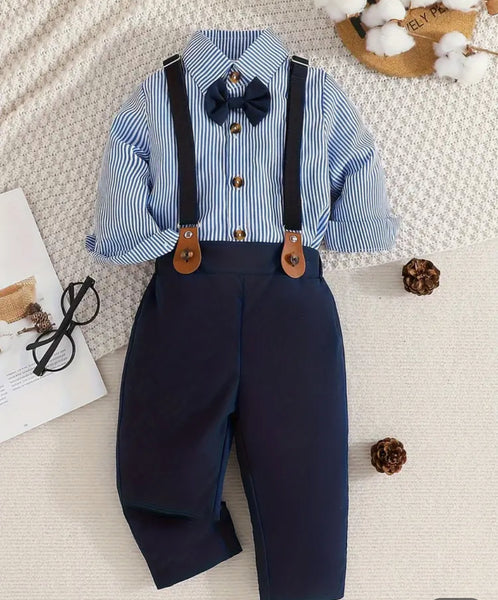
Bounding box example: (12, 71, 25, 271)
(287, 253, 300, 266)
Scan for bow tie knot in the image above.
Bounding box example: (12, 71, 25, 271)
(205, 76, 271, 126)
(226, 95, 246, 111)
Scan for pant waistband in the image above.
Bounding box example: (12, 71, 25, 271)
(155, 241, 323, 278)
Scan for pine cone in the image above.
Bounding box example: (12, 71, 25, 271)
(24, 302, 42, 316)
(402, 258, 440, 295)
(30, 311, 54, 333)
(371, 437, 407, 475)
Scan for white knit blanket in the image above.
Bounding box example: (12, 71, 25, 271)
(1, 1, 497, 360)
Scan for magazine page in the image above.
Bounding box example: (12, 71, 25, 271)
(0, 188, 107, 443)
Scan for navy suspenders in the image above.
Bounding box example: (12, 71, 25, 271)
(281, 55, 308, 277)
(162, 52, 309, 277)
(162, 53, 202, 274)
(162, 54, 198, 229)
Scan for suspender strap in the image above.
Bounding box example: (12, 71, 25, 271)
(164, 52, 308, 232)
(163, 52, 309, 277)
(163, 54, 198, 227)
(282, 54, 308, 232)
(163, 53, 201, 274)
(280, 55, 308, 279)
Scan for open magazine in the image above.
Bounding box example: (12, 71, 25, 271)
(0, 188, 107, 443)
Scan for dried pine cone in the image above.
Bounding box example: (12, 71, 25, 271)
(30, 311, 54, 333)
(402, 258, 440, 295)
(371, 437, 407, 475)
(17, 308, 55, 335)
(24, 302, 42, 316)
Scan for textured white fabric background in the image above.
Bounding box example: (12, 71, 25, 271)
(1, 1, 497, 360)
(1, 238, 497, 599)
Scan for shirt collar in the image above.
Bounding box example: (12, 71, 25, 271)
(181, 27, 290, 93)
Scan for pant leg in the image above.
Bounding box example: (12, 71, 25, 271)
(116, 267, 243, 588)
(235, 271, 349, 600)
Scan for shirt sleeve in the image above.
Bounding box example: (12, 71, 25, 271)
(85, 80, 179, 265)
(321, 73, 401, 253)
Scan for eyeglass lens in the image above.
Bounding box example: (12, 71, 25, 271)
(61, 282, 99, 325)
(32, 330, 76, 372)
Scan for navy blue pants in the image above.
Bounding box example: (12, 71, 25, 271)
(116, 241, 349, 600)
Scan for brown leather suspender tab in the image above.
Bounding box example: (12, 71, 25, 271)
(163, 54, 201, 274)
(281, 230, 306, 278)
(281, 55, 309, 278)
(173, 225, 202, 274)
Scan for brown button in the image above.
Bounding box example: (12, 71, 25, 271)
(230, 122, 242, 134)
(228, 70, 241, 83)
(233, 228, 246, 240)
(232, 176, 244, 188)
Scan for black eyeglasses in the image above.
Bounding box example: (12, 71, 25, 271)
(26, 276, 100, 376)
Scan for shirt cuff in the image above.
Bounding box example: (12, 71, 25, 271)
(322, 214, 401, 253)
(85, 229, 180, 265)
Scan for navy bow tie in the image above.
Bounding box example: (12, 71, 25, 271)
(205, 76, 271, 126)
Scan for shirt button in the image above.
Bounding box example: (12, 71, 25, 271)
(230, 122, 242, 134)
(233, 228, 246, 240)
(232, 176, 244, 188)
(228, 70, 241, 83)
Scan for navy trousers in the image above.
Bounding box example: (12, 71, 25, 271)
(116, 241, 349, 600)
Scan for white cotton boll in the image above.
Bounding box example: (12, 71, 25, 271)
(458, 52, 491, 85)
(399, 0, 411, 7)
(313, 0, 343, 22)
(434, 51, 466, 80)
(361, 0, 407, 28)
(365, 21, 416, 56)
(0, 321, 12, 353)
(322, 3, 350, 22)
(335, 0, 367, 15)
(0, 321, 10, 337)
(442, 0, 480, 11)
(0, 336, 12, 353)
(314, 0, 367, 23)
(433, 31, 469, 57)
(410, 0, 437, 7)
(365, 27, 385, 56)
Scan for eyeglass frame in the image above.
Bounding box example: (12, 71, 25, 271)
(25, 275, 100, 377)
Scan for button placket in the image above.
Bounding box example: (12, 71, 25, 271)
(226, 71, 247, 241)
(227, 68, 242, 136)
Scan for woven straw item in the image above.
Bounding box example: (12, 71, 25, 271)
(0, 276, 37, 324)
(336, 4, 478, 77)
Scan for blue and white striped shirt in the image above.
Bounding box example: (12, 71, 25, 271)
(85, 27, 401, 265)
